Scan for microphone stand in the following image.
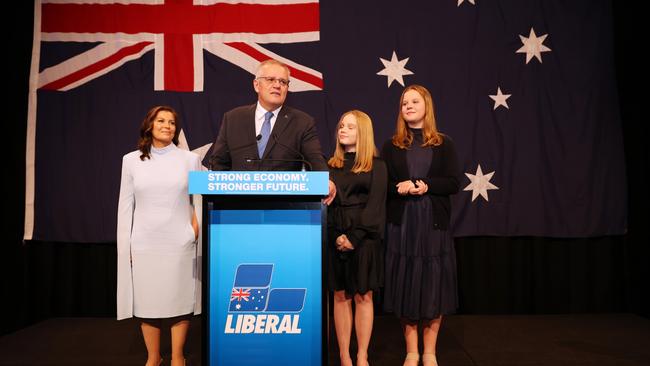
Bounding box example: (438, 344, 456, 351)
(269, 133, 313, 171)
(209, 134, 262, 170)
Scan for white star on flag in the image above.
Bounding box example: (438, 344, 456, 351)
(457, 0, 476, 6)
(377, 51, 414, 87)
(489, 87, 512, 110)
(464, 164, 499, 202)
(516, 27, 551, 64)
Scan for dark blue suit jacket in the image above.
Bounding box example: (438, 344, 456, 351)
(202, 104, 328, 171)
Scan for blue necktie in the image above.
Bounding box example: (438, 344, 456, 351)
(258, 111, 273, 157)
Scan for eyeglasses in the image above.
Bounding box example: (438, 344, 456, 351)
(256, 76, 290, 87)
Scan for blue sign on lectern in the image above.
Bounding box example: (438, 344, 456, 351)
(189, 171, 328, 195)
(191, 172, 327, 366)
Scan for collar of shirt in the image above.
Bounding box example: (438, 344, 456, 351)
(255, 102, 282, 136)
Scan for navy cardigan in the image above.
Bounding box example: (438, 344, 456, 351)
(380, 135, 460, 230)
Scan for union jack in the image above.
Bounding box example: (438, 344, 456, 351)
(25, 0, 323, 240)
(230, 288, 251, 302)
(36, 0, 323, 92)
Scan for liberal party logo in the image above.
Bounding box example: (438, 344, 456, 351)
(225, 264, 306, 334)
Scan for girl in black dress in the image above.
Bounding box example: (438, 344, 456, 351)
(328, 110, 387, 366)
(382, 86, 460, 366)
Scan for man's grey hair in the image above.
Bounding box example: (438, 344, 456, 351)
(255, 59, 291, 78)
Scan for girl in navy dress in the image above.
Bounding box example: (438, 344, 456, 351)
(382, 86, 460, 366)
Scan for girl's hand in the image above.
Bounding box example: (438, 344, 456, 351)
(396, 180, 415, 195)
(409, 179, 428, 195)
(336, 234, 354, 251)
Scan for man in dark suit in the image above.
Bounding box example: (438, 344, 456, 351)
(202, 59, 335, 203)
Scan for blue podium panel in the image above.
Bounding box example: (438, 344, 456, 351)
(207, 208, 323, 366)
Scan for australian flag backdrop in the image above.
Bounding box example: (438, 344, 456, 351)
(25, 0, 627, 242)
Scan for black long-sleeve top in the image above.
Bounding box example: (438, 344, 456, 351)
(328, 154, 388, 249)
(381, 135, 460, 230)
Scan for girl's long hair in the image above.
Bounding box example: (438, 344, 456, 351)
(328, 110, 377, 173)
(392, 85, 443, 149)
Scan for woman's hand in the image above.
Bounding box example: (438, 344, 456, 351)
(192, 212, 199, 241)
(335, 234, 354, 251)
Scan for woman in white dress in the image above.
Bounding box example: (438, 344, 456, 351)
(117, 106, 201, 366)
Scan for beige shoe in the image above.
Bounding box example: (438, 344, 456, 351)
(356, 356, 370, 366)
(422, 353, 438, 366)
(403, 352, 419, 366)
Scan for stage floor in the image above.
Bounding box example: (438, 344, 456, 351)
(1, 314, 648, 365)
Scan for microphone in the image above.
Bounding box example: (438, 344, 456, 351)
(270, 133, 313, 171)
(208, 134, 262, 170)
(244, 133, 312, 171)
(244, 157, 312, 171)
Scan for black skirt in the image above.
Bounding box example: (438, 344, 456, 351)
(327, 206, 384, 295)
(383, 197, 458, 320)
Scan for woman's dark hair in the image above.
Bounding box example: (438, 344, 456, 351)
(138, 105, 181, 160)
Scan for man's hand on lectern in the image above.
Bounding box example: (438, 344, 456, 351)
(323, 180, 337, 206)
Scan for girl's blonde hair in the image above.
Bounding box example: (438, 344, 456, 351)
(328, 110, 377, 173)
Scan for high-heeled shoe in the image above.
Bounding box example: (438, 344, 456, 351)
(422, 353, 438, 366)
(403, 352, 419, 366)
